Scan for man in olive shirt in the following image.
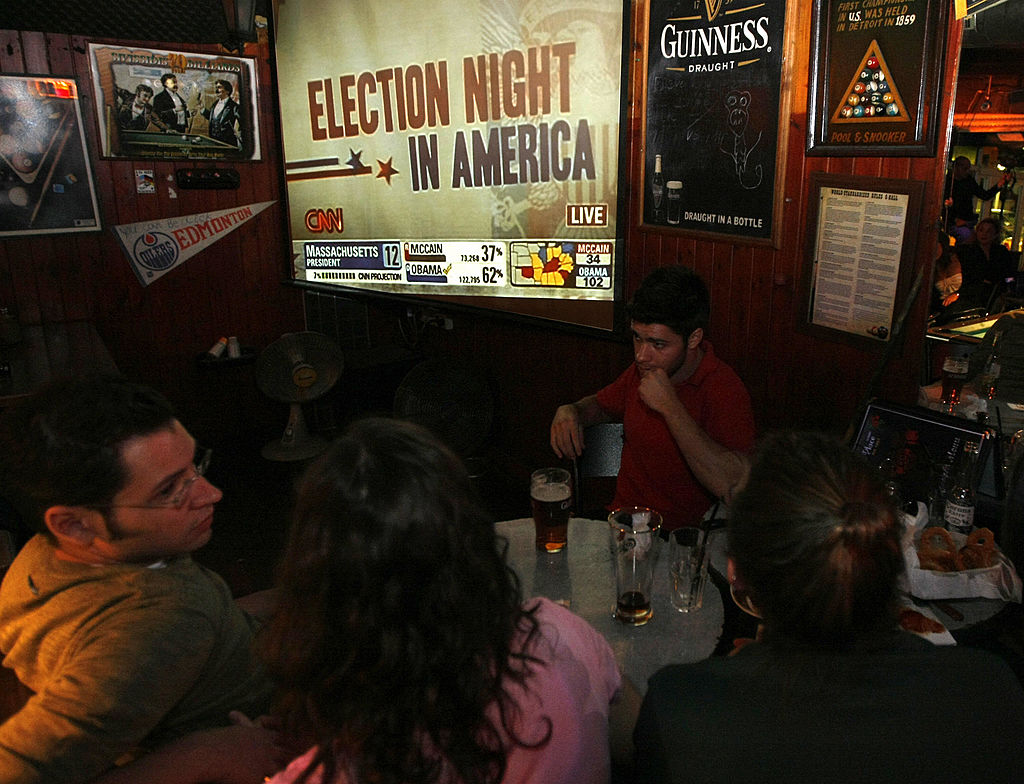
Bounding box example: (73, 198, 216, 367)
(0, 375, 280, 784)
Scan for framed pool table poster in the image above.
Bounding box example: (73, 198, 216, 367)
(88, 44, 261, 161)
(0, 75, 101, 238)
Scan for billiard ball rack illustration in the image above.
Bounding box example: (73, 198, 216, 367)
(830, 40, 910, 124)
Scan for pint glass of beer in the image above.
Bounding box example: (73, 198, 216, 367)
(530, 468, 573, 552)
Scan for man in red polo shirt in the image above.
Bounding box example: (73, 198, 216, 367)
(550, 266, 755, 529)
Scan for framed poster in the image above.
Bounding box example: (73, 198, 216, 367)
(639, 0, 793, 245)
(807, 0, 947, 156)
(0, 75, 101, 238)
(88, 45, 261, 162)
(800, 173, 925, 348)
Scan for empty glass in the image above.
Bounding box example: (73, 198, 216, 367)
(668, 527, 708, 612)
(608, 506, 662, 625)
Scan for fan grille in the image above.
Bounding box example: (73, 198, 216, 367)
(256, 332, 343, 403)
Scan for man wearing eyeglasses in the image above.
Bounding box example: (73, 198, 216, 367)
(0, 375, 283, 784)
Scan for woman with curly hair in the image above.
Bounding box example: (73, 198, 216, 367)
(261, 417, 626, 784)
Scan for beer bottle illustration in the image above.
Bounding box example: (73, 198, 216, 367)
(651, 154, 665, 222)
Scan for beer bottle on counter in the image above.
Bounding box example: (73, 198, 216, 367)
(878, 453, 902, 513)
(651, 154, 665, 222)
(944, 439, 980, 536)
(979, 329, 1002, 400)
(893, 429, 931, 507)
(940, 349, 970, 410)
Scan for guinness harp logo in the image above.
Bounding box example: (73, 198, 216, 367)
(704, 0, 723, 21)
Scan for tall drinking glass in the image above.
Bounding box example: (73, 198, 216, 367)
(530, 468, 573, 552)
(608, 506, 662, 625)
(668, 527, 707, 612)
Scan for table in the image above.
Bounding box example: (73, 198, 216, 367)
(0, 321, 117, 407)
(926, 312, 1001, 345)
(495, 518, 724, 692)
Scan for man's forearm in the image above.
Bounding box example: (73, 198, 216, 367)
(569, 395, 613, 428)
(661, 404, 749, 503)
(550, 395, 613, 459)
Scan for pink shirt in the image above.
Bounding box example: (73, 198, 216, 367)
(267, 598, 621, 784)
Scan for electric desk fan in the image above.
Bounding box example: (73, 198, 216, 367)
(256, 331, 343, 461)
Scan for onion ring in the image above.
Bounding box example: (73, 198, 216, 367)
(959, 527, 996, 569)
(917, 526, 961, 572)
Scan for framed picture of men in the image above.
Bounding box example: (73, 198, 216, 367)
(88, 44, 261, 161)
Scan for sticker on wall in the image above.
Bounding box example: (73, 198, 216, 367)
(112, 200, 275, 286)
(135, 170, 155, 193)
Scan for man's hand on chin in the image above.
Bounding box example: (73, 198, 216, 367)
(637, 368, 677, 415)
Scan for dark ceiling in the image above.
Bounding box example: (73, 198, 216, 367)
(2, 1, 1022, 50)
(0, 0, 270, 44)
(2, 1, 1022, 49)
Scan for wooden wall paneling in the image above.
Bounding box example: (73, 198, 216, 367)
(4, 239, 43, 325)
(204, 188, 246, 338)
(155, 167, 210, 364)
(61, 234, 102, 322)
(68, 27, 112, 335)
(702, 239, 725, 349)
(227, 137, 261, 340)
(0, 6, 967, 487)
(22, 31, 51, 73)
(723, 242, 755, 374)
(43, 32, 74, 74)
(742, 244, 774, 368)
(244, 45, 299, 348)
(658, 232, 686, 272)
(0, 30, 26, 72)
(850, 156, 883, 178)
(33, 239, 68, 323)
(724, 242, 749, 353)
(686, 238, 712, 293)
(630, 229, 658, 287)
(0, 29, 303, 454)
(102, 158, 153, 372)
(0, 244, 14, 310)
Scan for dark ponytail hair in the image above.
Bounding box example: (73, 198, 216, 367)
(727, 431, 904, 648)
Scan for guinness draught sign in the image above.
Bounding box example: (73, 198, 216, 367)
(640, 0, 791, 244)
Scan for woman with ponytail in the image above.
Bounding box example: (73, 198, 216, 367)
(634, 431, 1024, 783)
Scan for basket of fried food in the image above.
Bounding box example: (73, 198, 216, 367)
(904, 525, 1022, 602)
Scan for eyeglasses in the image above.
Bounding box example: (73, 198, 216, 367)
(95, 449, 213, 510)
